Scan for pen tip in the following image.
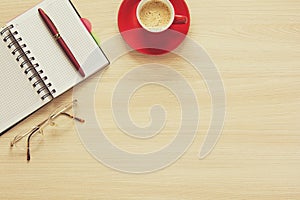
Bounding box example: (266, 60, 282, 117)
(38, 8, 43, 14)
(79, 68, 85, 77)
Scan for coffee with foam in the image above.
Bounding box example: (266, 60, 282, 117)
(139, 0, 172, 29)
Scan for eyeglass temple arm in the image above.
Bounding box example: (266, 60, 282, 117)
(26, 119, 49, 162)
(26, 112, 84, 162)
(10, 118, 48, 147)
(49, 100, 78, 120)
(60, 112, 85, 123)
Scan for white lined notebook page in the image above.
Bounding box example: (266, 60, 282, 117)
(10, 0, 109, 98)
(0, 32, 44, 133)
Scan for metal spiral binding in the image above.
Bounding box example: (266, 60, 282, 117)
(1, 25, 56, 101)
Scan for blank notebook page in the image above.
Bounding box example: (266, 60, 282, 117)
(0, 35, 44, 132)
(10, 0, 109, 98)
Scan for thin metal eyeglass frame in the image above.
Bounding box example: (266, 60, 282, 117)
(10, 100, 84, 161)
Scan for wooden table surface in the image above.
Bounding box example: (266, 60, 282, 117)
(1, 0, 300, 199)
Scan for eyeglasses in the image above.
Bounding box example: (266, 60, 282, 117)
(10, 100, 84, 162)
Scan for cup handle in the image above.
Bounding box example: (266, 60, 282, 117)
(173, 15, 188, 24)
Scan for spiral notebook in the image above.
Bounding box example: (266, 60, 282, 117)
(0, 0, 109, 135)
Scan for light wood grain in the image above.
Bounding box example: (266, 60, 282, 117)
(1, 0, 300, 199)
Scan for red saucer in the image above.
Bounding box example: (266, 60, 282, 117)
(118, 0, 191, 55)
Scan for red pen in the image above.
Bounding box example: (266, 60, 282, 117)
(38, 8, 85, 77)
